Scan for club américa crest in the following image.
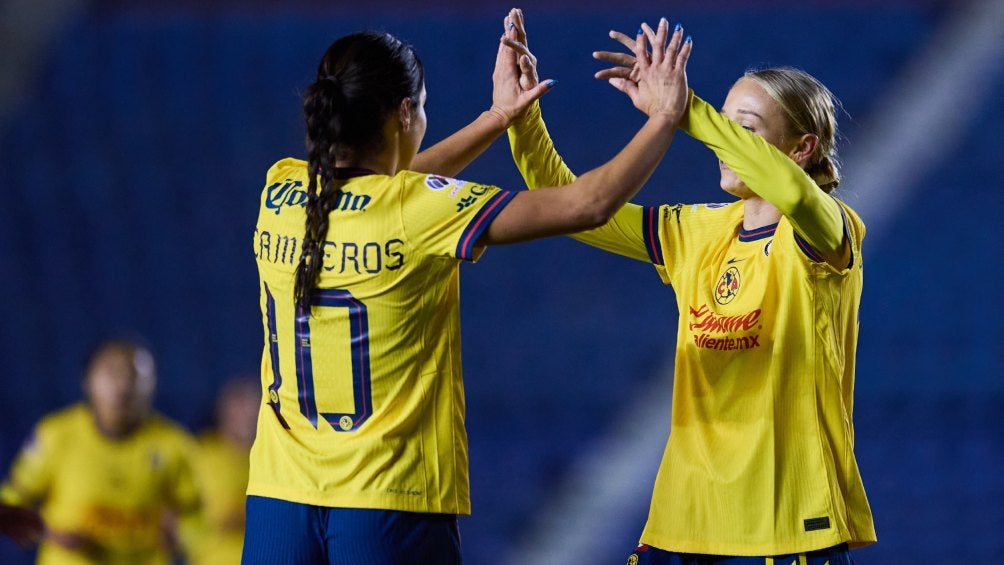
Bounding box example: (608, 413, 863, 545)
(715, 266, 740, 305)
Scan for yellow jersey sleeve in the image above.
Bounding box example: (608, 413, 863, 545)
(0, 415, 58, 507)
(396, 170, 514, 261)
(682, 92, 847, 260)
(508, 101, 652, 263)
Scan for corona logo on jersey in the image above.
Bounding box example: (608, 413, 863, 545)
(715, 266, 741, 304)
(688, 304, 762, 351)
(264, 178, 372, 215)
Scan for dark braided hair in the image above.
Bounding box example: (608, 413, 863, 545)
(294, 31, 424, 312)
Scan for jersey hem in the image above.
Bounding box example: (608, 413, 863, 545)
(245, 484, 471, 516)
(638, 530, 865, 557)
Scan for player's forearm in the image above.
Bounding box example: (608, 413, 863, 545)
(568, 113, 676, 223)
(508, 101, 577, 189)
(410, 110, 509, 177)
(0, 464, 47, 508)
(508, 102, 650, 261)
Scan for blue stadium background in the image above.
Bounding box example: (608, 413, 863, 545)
(1, 0, 1001, 563)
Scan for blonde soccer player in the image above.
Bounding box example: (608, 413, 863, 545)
(507, 15, 876, 565)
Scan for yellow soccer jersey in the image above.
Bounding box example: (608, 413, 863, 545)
(0, 404, 201, 565)
(509, 98, 876, 555)
(640, 201, 874, 555)
(249, 158, 515, 515)
(190, 432, 248, 565)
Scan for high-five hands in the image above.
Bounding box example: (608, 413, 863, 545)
(501, 8, 540, 92)
(594, 19, 692, 122)
(490, 8, 553, 125)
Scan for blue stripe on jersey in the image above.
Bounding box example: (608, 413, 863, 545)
(643, 206, 664, 265)
(793, 232, 826, 263)
(292, 290, 373, 432)
(313, 289, 372, 432)
(293, 304, 319, 429)
(332, 167, 376, 179)
(793, 200, 851, 264)
(264, 283, 291, 429)
(738, 222, 778, 242)
(456, 190, 516, 260)
(837, 201, 855, 268)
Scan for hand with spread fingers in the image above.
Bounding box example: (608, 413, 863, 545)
(594, 18, 692, 122)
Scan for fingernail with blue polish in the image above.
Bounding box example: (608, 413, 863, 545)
(546, 80, 558, 88)
(685, 35, 692, 44)
(675, 23, 682, 32)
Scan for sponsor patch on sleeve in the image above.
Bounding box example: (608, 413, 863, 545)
(424, 175, 467, 197)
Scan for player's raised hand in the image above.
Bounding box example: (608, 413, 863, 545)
(594, 18, 692, 122)
(501, 7, 538, 91)
(490, 8, 554, 125)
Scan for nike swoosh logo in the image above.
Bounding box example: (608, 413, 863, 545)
(727, 257, 745, 264)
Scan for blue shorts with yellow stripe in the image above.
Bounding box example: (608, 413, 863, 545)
(626, 543, 853, 565)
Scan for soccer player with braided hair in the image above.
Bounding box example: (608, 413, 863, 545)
(246, 8, 693, 564)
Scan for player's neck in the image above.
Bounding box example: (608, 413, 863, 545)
(335, 155, 395, 176)
(90, 411, 143, 440)
(742, 197, 781, 230)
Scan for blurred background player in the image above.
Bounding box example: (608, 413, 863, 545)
(190, 375, 260, 565)
(0, 339, 203, 565)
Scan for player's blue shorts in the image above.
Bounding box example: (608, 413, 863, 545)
(626, 543, 854, 565)
(242, 495, 461, 565)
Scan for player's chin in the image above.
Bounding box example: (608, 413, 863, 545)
(719, 170, 739, 193)
(719, 178, 753, 200)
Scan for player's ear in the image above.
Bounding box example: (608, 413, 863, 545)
(789, 133, 818, 167)
(397, 97, 413, 131)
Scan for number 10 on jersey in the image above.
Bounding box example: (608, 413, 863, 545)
(264, 284, 373, 432)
